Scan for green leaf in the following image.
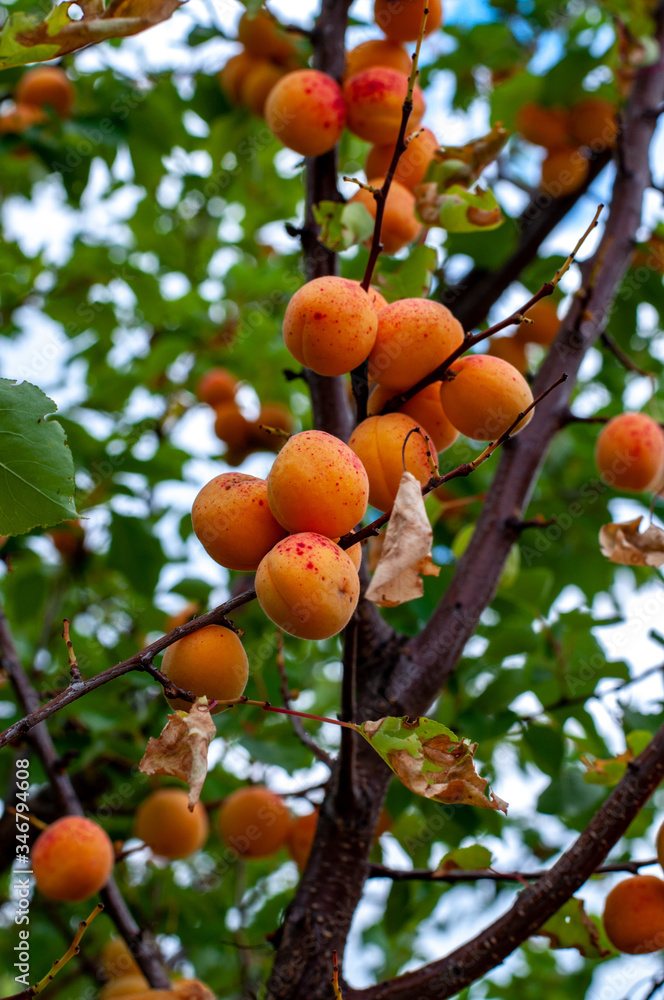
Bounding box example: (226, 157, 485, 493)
(538, 898, 611, 959)
(436, 844, 493, 872)
(374, 245, 438, 302)
(0, 379, 77, 535)
(313, 200, 375, 252)
(417, 184, 504, 233)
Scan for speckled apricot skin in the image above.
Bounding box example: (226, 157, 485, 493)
(348, 413, 432, 512)
(516, 299, 560, 346)
(265, 69, 346, 157)
(350, 176, 421, 255)
(440, 355, 534, 441)
(135, 788, 209, 860)
(343, 67, 425, 145)
(283, 277, 378, 376)
(374, 0, 443, 42)
(603, 876, 664, 954)
(366, 127, 439, 191)
(256, 533, 360, 639)
(368, 298, 464, 391)
(595, 413, 664, 492)
(540, 146, 589, 197)
(192, 473, 287, 571)
(218, 786, 291, 858)
(161, 624, 249, 713)
(368, 381, 458, 452)
(32, 816, 114, 902)
(267, 430, 369, 537)
(345, 39, 412, 79)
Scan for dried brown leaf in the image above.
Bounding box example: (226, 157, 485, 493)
(599, 516, 664, 567)
(138, 697, 215, 809)
(365, 471, 439, 607)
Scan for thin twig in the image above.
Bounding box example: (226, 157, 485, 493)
(600, 329, 655, 377)
(367, 857, 659, 884)
(62, 619, 82, 683)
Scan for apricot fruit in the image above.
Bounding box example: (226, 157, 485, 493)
(349, 176, 421, 254)
(256, 532, 360, 639)
(0, 103, 46, 133)
(161, 624, 249, 713)
(239, 61, 285, 117)
(213, 401, 252, 451)
(348, 413, 433, 512)
(368, 297, 465, 391)
(219, 52, 263, 104)
(603, 875, 664, 954)
(135, 788, 209, 860)
(218, 785, 291, 858)
(569, 97, 618, 150)
(345, 39, 412, 79)
(192, 472, 287, 571)
(287, 810, 319, 871)
(595, 413, 664, 493)
(267, 429, 369, 537)
(99, 976, 150, 1000)
(237, 10, 297, 64)
(487, 336, 528, 374)
(16, 66, 75, 118)
(32, 815, 114, 902)
(368, 381, 458, 452)
(249, 402, 294, 449)
(195, 367, 237, 407)
(439, 355, 534, 440)
(541, 147, 589, 198)
(517, 299, 560, 346)
(365, 127, 439, 191)
(265, 69, 346, 157)
(100, 938, 143, 983)
(374, 0, 443, 42)
(344, 67, 425, 145)
(283, 276, 378, 376)
(515, 102, 571, 149)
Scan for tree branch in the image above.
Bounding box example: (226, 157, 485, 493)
(367, 857, 659, 884)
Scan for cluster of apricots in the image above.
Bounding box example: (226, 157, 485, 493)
(99, 936, 212, 999)
(195, 366, 293, 465)
(516, 96, 618, 197)
(218, 1, 444, 253)
(602, 821, 664, 954)
(218, 10, 302, 118)
(0, 65, 74, 134)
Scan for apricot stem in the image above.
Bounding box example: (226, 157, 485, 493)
(62, 618, 82, 683)
(33, 904, 104, 994)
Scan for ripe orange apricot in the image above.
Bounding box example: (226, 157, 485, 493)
(487, 336, 528, 374)
(218, 52, 263, 104)
(100, 938, 143, 983)
(374, 0, 443, 42)
(256, 532, 360, 639)
(218, 786, 291, 858)
(283, 276, 378, 376)
(16, 66, 75, 118)
(213, 401, 252, 451)
(595, 413, 664, 493)
(195, 367, 237, 407)
(239, 61, 285, 117)
(237, 10, 297, 64)
(161, 624, 249, 713)
(135, 788, 209, 860)
(287, 810, 319, 871)
(32, 816, 114, 902)
(368, 298, 465, 391)
(368, 382, 459, 452)
(345, 39, 412, 79)
(517, 299, 560, 346)
(249, 402, 294, 449)
(49, 518, 86, 563)
(192, 473, 287, 571)
(349, 176, 421, 255)
(100, 975, 150, 1000)
(603, 875, 664, 954)
(265, 69, 346, 157)
(267, 429, 369, 537)
(440, 355, 534, 440)
(348, 413, 433, 512)
(515, 102, 571, 149)
(0, 103, 46, 133)
(569, 97, 618, 150)
(541, 147, 589, 198)
(344, 67, 425, 145)
(366, 127, 439, 191)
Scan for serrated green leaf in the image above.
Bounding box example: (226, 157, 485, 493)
(313, 200, 375, 252)
(436, 844, 493, 872)
(0, 379, 77, 535)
